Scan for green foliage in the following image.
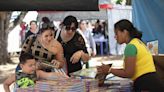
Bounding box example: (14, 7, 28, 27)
(116, 0, 123, 5)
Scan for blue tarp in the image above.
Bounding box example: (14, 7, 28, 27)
(132, 0, 164, 53)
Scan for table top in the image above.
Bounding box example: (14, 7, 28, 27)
(70, 67, 133, 91)
(153, 54, 164, 63)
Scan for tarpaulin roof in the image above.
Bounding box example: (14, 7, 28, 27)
(37, 10, 108, 21)
(0, 0, 99, 11)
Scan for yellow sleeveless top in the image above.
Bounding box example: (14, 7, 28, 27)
(129, 38, 156, 80)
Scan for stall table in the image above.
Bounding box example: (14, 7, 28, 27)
(70, 67, 133, 92)
(153, 54, 164, 85)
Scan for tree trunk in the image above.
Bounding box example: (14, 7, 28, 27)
(0, 11, 27, 65)
(0, 12, 11, 64)
(126, 0, 132, 5)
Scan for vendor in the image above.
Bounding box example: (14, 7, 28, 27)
(97, 19, 164, 92)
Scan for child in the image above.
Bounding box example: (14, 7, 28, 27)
(3, 53, 69, 92)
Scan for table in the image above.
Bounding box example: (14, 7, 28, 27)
(153, 54, 164, 85)
(70, 67, 133, 92)
(94, 38, 108, 56)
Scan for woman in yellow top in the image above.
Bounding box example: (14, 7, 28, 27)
(97, 19, 164, 91)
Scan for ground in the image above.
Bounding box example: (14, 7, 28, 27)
(0, 55, 123, 91)
(0, 57, 19, 92)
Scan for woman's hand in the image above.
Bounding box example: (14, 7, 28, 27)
(70, 50, 83, 64)
(91, 52, 96, 57)
(97, 64, 111, 75)
(51, 59, 62, 69)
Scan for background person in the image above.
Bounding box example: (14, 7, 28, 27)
(78, 20, 97, 57)
(19, 21, 27, 46)
(77, 20, 97, 68)
(25, 20, 38, 39)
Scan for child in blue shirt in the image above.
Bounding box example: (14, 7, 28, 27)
(3, 53, 68, 92)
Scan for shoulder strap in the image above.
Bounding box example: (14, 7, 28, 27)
(55, 29, 61, 40)
(27, 35, 36, 53)
(29, 35, 37, 48)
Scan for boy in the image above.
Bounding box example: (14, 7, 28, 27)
(3, 53, 68, 92)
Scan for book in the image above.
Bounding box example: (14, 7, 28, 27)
(147, 40, 158, 55)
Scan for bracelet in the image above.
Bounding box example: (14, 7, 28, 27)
(108, 68, 112, 73)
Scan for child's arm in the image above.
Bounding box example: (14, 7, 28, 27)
(3, 74, 16, 92)
(36, 70, 69, 80)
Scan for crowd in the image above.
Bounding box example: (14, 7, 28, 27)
(3, 15, 164, 92)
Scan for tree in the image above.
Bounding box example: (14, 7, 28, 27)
(115, 0, 132, 5)
(126, 0, 132, 5)
(0, 11, 27, 65)
(116, 0, 123, 5)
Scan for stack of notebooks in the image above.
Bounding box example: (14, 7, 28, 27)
(82, 79, 99, 92)
(35, 79, 86, 92)
(16, 88, 35, 92)
(16, 78, 100, 92)
(70, 67, 97, 79)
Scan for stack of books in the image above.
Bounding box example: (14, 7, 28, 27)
(82, 79, 99, 92)
(16, 88, 35, 92)
(35, 79, 86, 92)
(16, 78, 101, 92)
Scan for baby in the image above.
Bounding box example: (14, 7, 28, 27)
(3, 53, 68, 92)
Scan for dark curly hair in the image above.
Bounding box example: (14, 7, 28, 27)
(19, 53, 35, 64)
(63, 15, 78, 29)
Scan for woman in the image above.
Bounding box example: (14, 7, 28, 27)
(97, 19, 164, 91)
(78, 20, 97, 68)
(78, 20, 97, 57)
(56, 15, 90, 76)
(17, 21, 65, 72)
(25, 20, 38, 39)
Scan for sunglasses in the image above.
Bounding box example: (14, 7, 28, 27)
(41, 22, 54, 30)
(65, 26, 76, 31)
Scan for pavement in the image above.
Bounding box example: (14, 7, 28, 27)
(0, 57, 19, 92)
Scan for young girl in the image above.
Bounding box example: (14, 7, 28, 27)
(3, 53, 68, 92)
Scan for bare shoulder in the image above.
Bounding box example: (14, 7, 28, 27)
(52, 39, 63, 50)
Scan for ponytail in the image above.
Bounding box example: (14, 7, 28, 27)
(130, 27, 142, 40)
(114, 19, 142, 40)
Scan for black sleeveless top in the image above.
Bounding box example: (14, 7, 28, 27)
(57, 32, 88, 74)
